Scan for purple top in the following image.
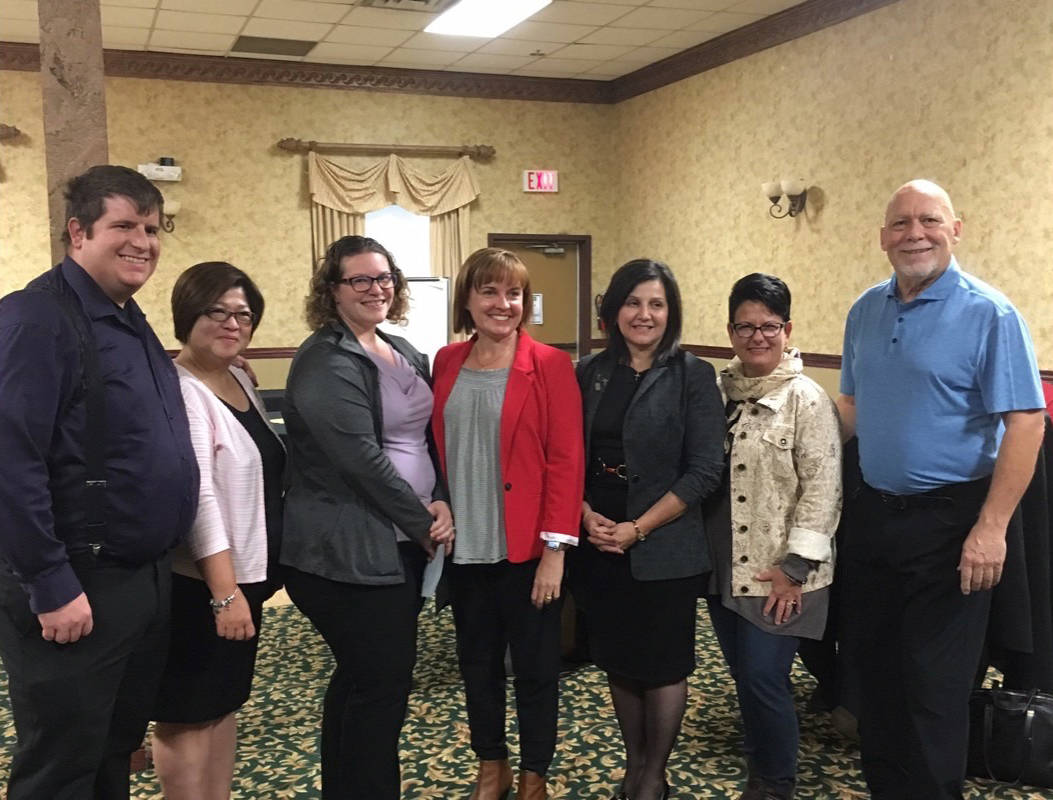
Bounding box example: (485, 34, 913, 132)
(366, 347, 436, 541)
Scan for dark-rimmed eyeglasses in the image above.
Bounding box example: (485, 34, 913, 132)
(731, 321, 787, 339)
(335, 273, 396, 293)
(202, 307, 256, 326)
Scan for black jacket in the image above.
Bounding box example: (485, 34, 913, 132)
(576, 348, 725, 580)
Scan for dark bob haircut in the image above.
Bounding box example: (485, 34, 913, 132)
(452, 248, 533, 335)
(62, 165, 164, 245)
(171, 262, 265, 344)
(727, 273, 791, 323)
(599, 258, 682, 364)
(305, 236, 409, 332)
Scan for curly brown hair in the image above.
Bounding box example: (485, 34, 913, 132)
(304, 236, 410, 331)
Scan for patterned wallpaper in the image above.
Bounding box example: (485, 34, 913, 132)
(2, 0, 1051, 366)
(0, 72, 616, 349)
(609, 0, 1053, 365)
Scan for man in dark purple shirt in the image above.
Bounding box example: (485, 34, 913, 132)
(0, 165, 198, 798)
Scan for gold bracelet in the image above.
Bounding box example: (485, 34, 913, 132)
(632, 519, 646, 542)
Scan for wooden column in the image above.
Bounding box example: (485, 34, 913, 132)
(38, 0, 108, 264)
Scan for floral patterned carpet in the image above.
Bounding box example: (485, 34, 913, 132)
(0, 602, 1048, 798)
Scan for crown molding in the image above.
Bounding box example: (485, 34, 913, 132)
(2, 0, 896, 105)
(610, 0, 900, 102)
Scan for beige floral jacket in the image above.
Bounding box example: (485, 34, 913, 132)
(720, 350, 842, 597)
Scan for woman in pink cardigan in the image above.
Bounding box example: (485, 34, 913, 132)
(152, 262, 285, 800)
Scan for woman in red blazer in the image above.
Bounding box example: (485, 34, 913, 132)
(432, 248, 584, 800)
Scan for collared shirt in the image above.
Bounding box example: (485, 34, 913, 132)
(0, 258, 198, 613)
(841, 258, 1043, 494)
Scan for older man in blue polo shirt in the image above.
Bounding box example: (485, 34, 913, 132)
(836, 179, 1045, 800)
(0, 166, 198, 799)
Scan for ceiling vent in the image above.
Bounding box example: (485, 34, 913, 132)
(359, 0, 458, 11)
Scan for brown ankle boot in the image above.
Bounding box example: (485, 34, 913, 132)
(514, 770, 548, 800)
(469, 759, 513, 800)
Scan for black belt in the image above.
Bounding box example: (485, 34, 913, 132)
(862, 475, 991, 511)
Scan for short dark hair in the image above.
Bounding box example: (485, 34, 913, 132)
(62, 165, 164, 245)
(728, 273, 791, 323)
(171, 261, 265, 343)
(598, 259, 682, 364)
(305, 236, 409, 331)
(452, 248, 533, 334)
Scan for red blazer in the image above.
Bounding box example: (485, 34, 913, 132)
(432, 331, 585, 563)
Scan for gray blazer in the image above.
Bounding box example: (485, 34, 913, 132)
(577, 349, 725, 581)
(281, 320, 443, 585)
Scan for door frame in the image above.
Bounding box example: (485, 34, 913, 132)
(487, 232, 592, 357)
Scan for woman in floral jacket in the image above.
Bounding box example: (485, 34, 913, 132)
(707, 273, 842, 800)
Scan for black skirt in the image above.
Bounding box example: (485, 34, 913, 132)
(153, 573, 272, 723)
(577, 481, 700, 687)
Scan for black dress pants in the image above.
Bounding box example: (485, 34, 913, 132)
(0, 553, 171, 800)
(448, 559, 562, 775)
(842, 479, 991, 800)
(284, 542, 425, 800)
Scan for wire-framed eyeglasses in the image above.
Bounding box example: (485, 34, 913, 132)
(202, 308, 256, 326)
(335, 273, 396, 293)
(731, 321, 787, 339)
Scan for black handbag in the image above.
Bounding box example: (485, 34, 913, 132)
(967, 686, 1053, 788)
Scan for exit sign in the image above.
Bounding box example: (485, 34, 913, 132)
(523, 170, 559, 193)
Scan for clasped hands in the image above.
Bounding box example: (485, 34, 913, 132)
(426, 500, 455, 559)
(583, 508, 638, 554)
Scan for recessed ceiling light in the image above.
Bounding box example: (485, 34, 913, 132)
(425, 0, 551, 38)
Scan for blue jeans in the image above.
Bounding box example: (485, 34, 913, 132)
(706, 597, 800, 791)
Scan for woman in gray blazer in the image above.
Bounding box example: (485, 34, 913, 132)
(280, 236, 453, 799)
(575, 259, 725, 800)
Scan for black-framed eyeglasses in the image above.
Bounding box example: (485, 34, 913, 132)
(335, 273, 396, 293)
(731, 321, 787, 339)
(203, 307, 256, 326)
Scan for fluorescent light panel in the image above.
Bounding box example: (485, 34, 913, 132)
(425, 0, 551, 38)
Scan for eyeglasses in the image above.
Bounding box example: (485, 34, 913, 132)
(335, 273, 396, 293)
(731, 321, 787, 339)
(203, 307, 256, 326)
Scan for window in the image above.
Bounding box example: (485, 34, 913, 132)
(364, 205, 430, 277)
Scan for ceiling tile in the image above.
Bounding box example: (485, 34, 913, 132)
(102, 25, 151, 45)
(579, 26, 666, 45)
(532, 1, 633, 25)
(149, 28, 236, 50)
(101, 6, 157, 27)
(477, 38, 562, 56)
(619, 44, 680, 62)
(729, 0, 801, 12)
(147, 45, 228, 55)
(400, 32, 486, 53)
(514, 64, 589, 78)
(325, 25, 412, 47)
(0, 1, 37, 21)
(449, 52, 538, 72)
(646, 0, 732, 8)
(341, 6, 435, 31)
(241, 17, 333, 40)
(515, 56, 596, 73)
(548, 42, 635, 59)
(502, 20, 598, 43)
(588, 0, 650, 5)
(102, 0, 159, 7)
(255, 0, 351, 23)
(154, 10, 244, 34)
(611, 6, 710, 27)
(161, 0, 257, 13)
(306, 41, 392, 63)
(647, 28, 718, 48)
(688, 9, 761, 32)
(378, 48, 460, 66)
(583, 60, 639, 77)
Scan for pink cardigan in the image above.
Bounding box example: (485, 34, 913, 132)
(171, 365, 283, 584)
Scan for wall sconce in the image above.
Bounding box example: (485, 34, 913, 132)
(162, 199, 181, 232)
(761, 178, 808, 219)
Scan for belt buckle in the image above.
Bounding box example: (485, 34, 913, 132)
(601, 462, 628, 480)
